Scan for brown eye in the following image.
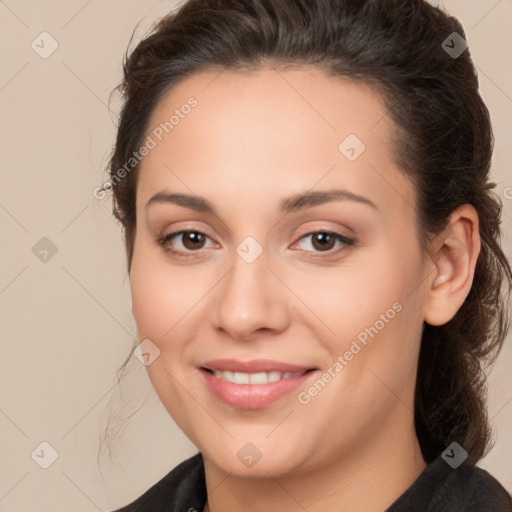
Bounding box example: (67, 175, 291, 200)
(293, 231, 355, 255)
(181, 231, 206, 250)
(159, 230, 215, 253)
(311, 232, 336, 251)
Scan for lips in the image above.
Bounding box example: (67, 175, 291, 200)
(199, 359, 317, 409)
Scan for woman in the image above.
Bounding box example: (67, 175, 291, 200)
(106, 0, 512, 510)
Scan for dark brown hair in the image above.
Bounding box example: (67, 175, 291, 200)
(107, 0, 511, 466)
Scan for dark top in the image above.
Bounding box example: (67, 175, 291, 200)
(112, 452, 512, 511)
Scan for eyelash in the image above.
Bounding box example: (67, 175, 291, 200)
(157, 229, 356, 260)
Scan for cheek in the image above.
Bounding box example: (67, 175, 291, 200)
(130, 259, 170, 340)
(129, 244, 216, 365)
(128, 247, 202, 421)
(315, 237, 423, 378)
(292, 250, 410, 344)
(130, 245, 186, 343)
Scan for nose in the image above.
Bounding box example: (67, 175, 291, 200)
(210, 248, 291, 340)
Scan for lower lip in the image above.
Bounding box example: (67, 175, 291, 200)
(200, 369, 315, 409)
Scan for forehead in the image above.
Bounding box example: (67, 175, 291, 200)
(137, 66, 415, 217)
(146, 66, 390, 153)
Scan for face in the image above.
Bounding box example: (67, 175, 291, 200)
(130, 66, 429, 478)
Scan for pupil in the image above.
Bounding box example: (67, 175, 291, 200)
(313, 233, 334, 251)
(184, 232, 204, 249)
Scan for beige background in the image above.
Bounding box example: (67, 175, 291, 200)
(0, 1, 511, 510)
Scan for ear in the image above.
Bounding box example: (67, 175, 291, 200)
(423, 204, 481, 326)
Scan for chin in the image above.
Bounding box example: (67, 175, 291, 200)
(198, 435, 310, 478)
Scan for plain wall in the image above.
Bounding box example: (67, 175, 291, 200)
(0, 1, 510, 510)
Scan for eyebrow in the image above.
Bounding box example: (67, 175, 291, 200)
(280, 189, 378, 213)
(144, 189, 378, 214)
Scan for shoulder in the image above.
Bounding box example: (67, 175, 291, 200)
(464, 464, 512, 511)
(111, 452, 206, 512)
(388, 456, 512, 512)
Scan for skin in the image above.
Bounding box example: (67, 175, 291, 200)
(129, 66, 481, 512)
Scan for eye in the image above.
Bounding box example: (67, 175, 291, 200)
(157, 229, 354, 259)
(158, 230, 217, 254)
(292, 231, 355, 254)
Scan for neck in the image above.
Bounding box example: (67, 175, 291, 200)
(202, 421, 426, 512)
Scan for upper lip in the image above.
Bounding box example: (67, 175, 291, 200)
(200, 359, 316, 373)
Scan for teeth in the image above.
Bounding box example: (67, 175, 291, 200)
(267, 371, 283, 383)
(212, 370, 305, 384)
(233, 372, 249, 384)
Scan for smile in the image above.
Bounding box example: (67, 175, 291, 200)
(209, 369, 308, 384)
(198, 360, 317, 409)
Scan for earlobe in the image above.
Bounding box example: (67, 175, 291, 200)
(423, 205, 481, 326)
